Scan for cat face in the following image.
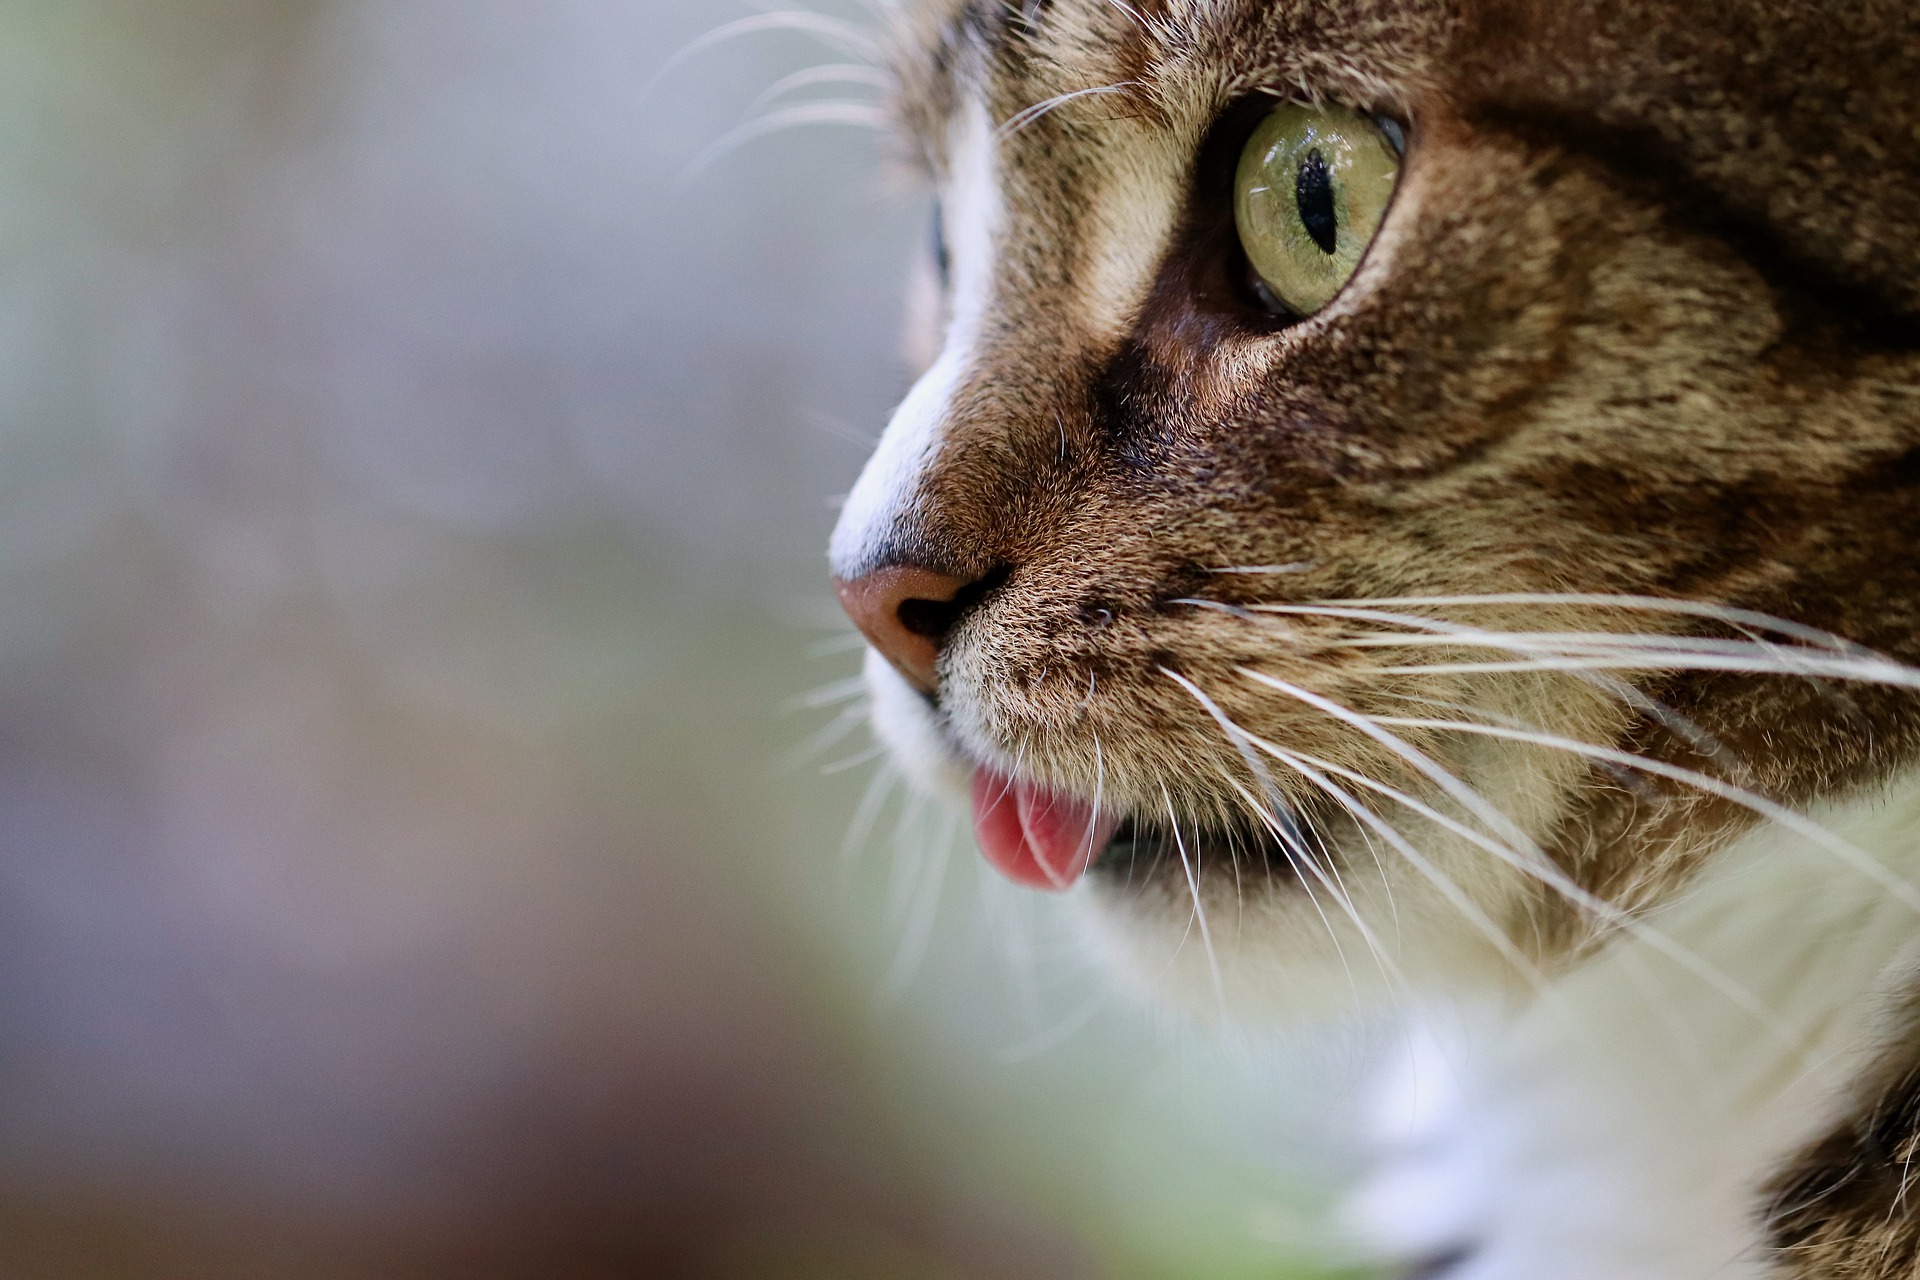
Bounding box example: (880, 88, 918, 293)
(831, 0, 1920, 1011)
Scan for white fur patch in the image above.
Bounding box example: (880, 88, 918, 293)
(1346, 773, 1920, 1279)
(829, 99, 1001, 580)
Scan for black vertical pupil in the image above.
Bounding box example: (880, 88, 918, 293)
(1295, 148, 1338, 255)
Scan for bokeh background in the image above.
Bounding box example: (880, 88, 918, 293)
(0, 3, 1368, 1275)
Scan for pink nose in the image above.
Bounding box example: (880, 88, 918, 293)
(833, 565, 983, 695)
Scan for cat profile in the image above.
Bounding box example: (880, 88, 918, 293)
(828, 2, 1920, 1275)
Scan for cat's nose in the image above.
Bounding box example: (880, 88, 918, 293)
(834, 565, 985, 695)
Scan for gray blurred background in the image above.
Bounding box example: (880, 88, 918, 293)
(0, 3, 1362, 1276)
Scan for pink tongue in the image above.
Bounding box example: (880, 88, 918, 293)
(970, 770, 1120, 892)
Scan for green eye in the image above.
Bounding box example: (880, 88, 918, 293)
(1234, 102, 1403, 318)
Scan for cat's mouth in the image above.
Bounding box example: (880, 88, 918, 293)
(1091, 813, 1306, 884)
(969, 766, 1305, 893)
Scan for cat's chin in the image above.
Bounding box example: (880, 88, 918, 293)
(1072, 847, 1529, 1024)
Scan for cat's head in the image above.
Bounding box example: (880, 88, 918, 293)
(830, 0, 1920, 1013)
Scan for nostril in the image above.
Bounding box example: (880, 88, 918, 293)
(895, 565, 1010, 643)
(896, 595, 960, 641)
(833, 563, 1009, 695)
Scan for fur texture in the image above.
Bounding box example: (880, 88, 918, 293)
(831, 1, 1920, 1273)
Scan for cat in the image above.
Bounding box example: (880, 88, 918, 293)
(826, 2, 1920, 1276)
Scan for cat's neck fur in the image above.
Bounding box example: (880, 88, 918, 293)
(1350, 773, 1920, 1280)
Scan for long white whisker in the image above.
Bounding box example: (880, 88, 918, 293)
(804, 632, 871, 658)
(747, 63, 891, 115)
(1100, 0, 1153, 34)
(1225, 599, 1887, 671)
(1082, 717, 1113, 886)
(883, 810, 958, 1000)
(1365, 653, 1920, 686)
(774, 700, 869, 771)
(1323, 632, 1860, 658)
(997, 81, 1142, 139)
(781, 675, 870, 712)
(1228, 667, 1807, 1035)
(818, 742, 889, 775)
(1372, 716, 1920, 918)
(840, 762, 899, 869)
(1251, 733, 1796, 1043)
(1238, 667, 1540, 855)
(1250, 740, 1554, 998)
(648, 11, 882, 99)
(1159, 668, 1388, 998)
(685, 103, 889, 177)
(1219, 773, 1401, 1002)
(1228, 602, 1905, 686)
(1214, 598, 1760, 778)
(1193, 596, 1752, 780)
(1319, 593, 1875, 654)
(1164, 785, 1227, 1013)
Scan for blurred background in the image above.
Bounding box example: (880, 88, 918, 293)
(0, 2, 1368, 1275)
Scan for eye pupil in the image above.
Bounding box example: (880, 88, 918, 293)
(1234, 102, 1401, 319)
(1295, 148, 1338, 255)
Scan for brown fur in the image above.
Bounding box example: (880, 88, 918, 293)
(1768, 992, 1920, 1278)
(861, 1, 1920, 1271)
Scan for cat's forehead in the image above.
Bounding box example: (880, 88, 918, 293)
(889, 0, 1449, 168)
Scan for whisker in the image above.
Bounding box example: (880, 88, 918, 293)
(1372, 715, 1920, 918)
(1319, 593, 1874, 654)
(1163, 785, 1227, 1013)
(1220, 774, 1398, 1002)
(1203, 598, 1749, 777)
(1202, 598, 1916, 688)
(775, 701, 870, 771)
(1099, 0, 1154, 35)
(1226, 667, 1809, 1036)
(1241, 603, 1897, 678)
(840, 761, 899, 868)
(747, 62, 891, 115)
(804, 409, 881, 453)
(997, 81, 1142, 139)
(818, 742, 888, 775)
(781, 675, 869, 712)
(649, 11, 883, 100)
(1238, 668, 1539, 854)
(1366, 654, 1920, 686)
(684, 103, 890, 178)
(1209, 563, 1316, 576)
(1249, 732, 1796, 1043)
(805, 632, 870, 658)
(1251, 740, 1554, 996)
(883, 810, 959, 1000)
(1159, 668, 1387, 998)
(1323, 632, 1859, 658)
